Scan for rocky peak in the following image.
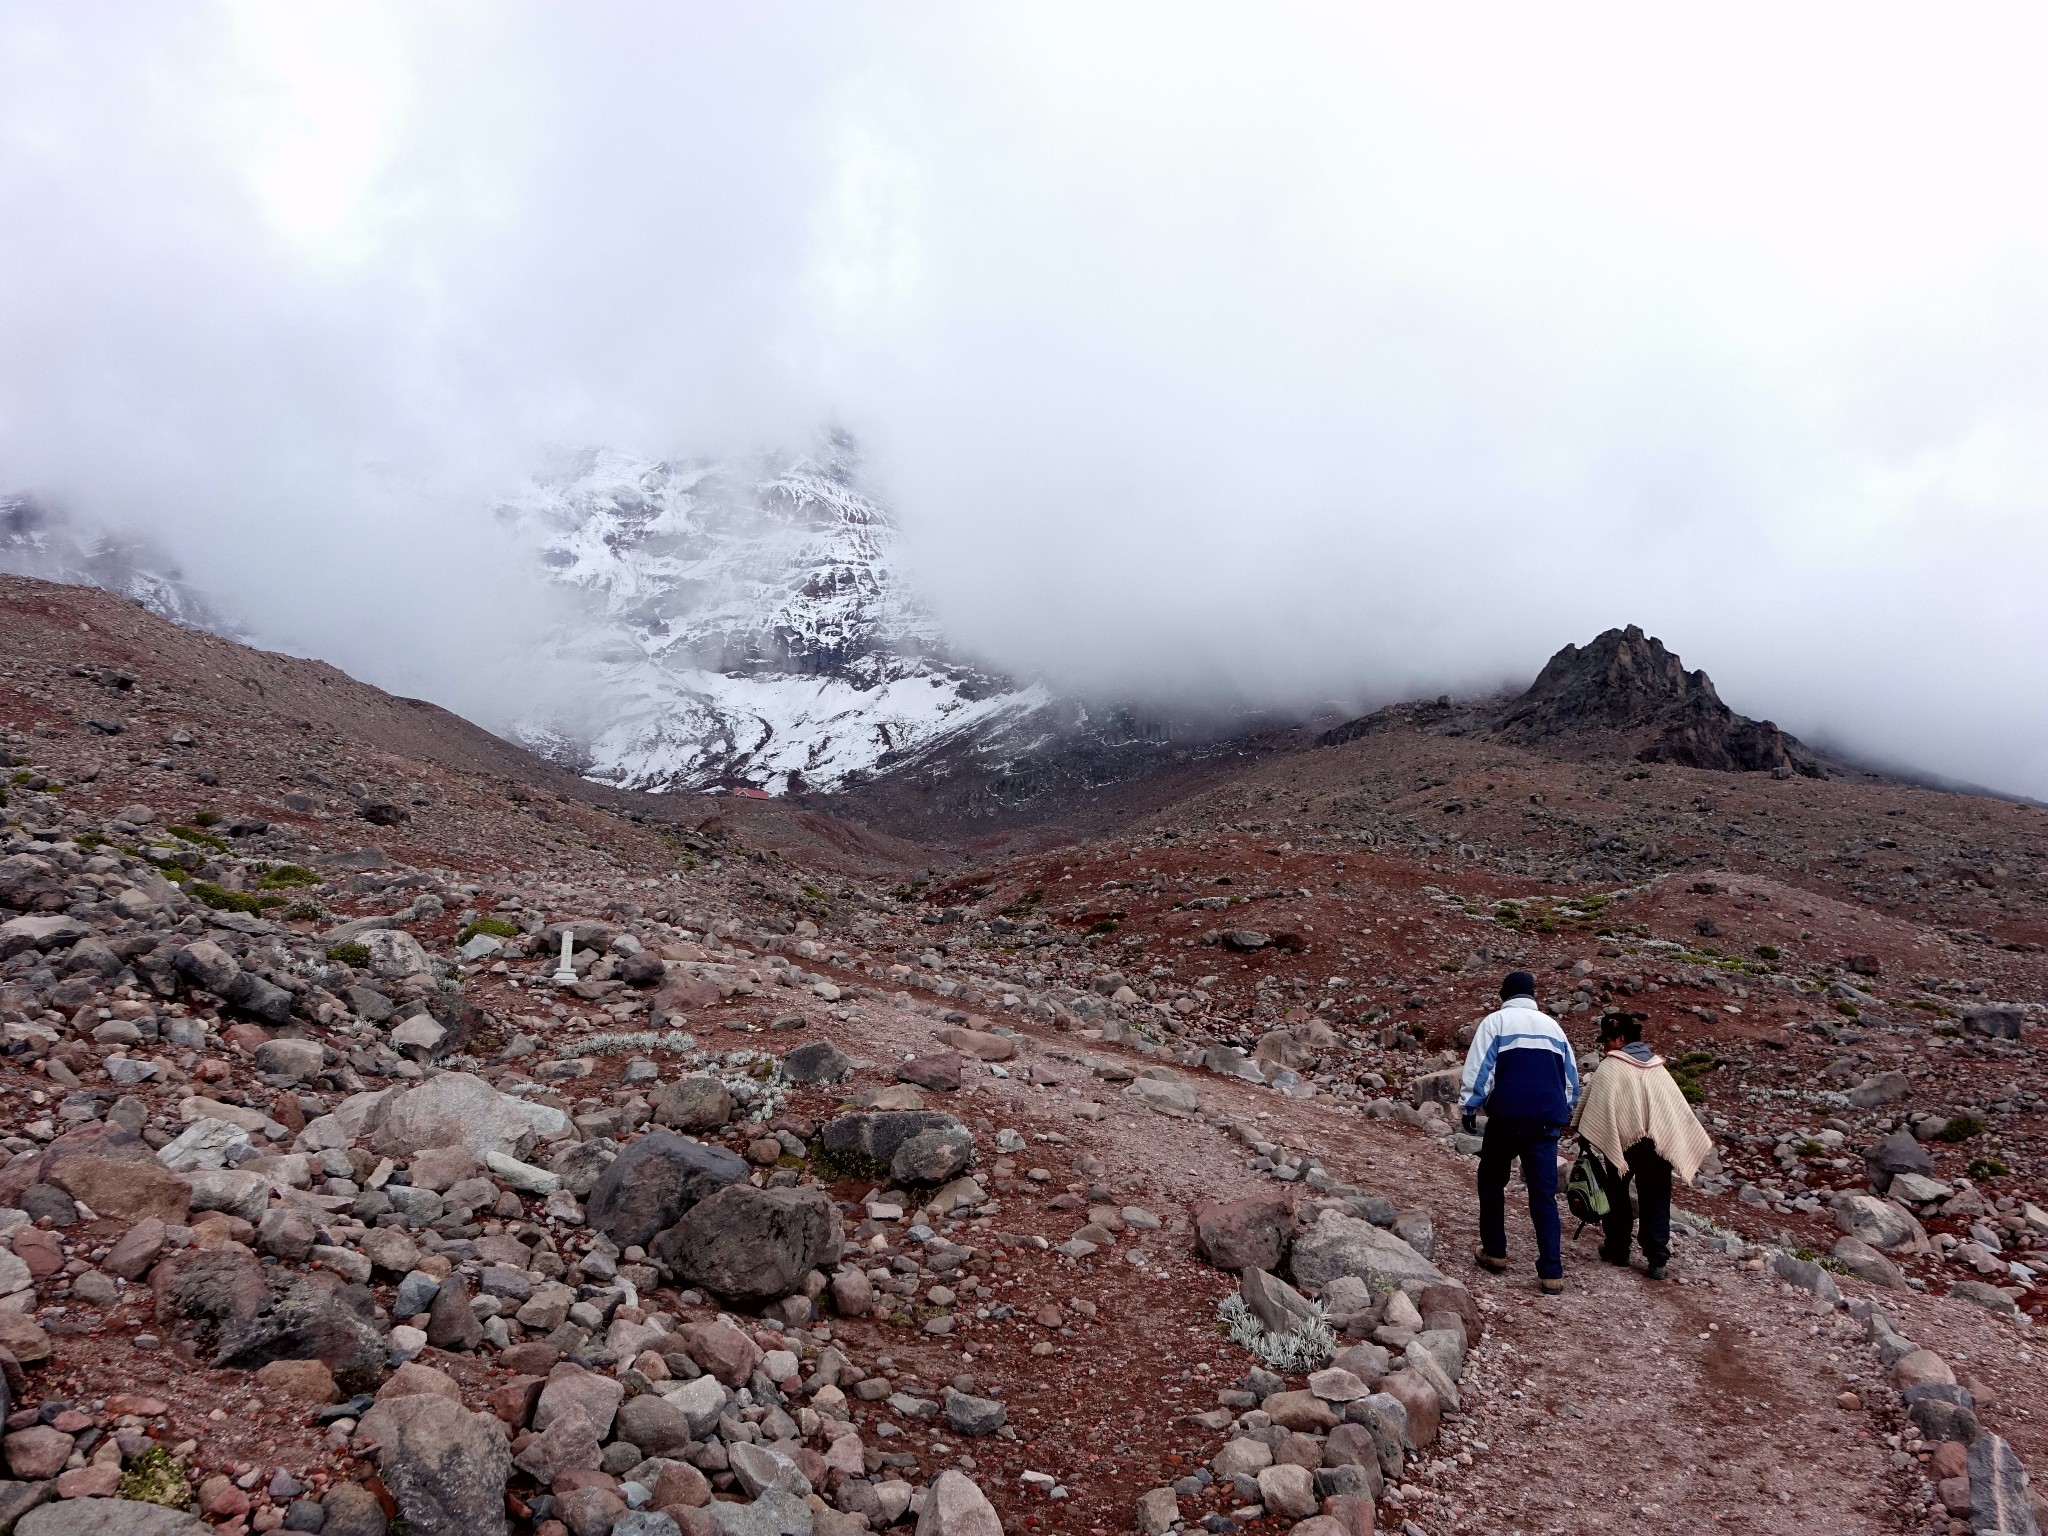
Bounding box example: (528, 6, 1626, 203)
(1497, 624, 1821, 776)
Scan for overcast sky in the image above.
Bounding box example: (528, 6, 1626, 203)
(3, 4, 2046, 796)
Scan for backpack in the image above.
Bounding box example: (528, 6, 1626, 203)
(1565, 1150, 1611, 1234)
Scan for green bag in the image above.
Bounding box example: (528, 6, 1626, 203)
(1565, 1149, 1610, 1233)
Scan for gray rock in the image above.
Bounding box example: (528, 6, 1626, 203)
(1349, 1395, 1407, 1481)
(253, 1038, 326, 1081)
(1240, 1267, 1318, 1335)
(1831, 1235, 1906, 1289)
(394, 1270, 442, 1316)
(171, 939, 240, 994)
(318, 1483, 388, 1536)
(912, 1470, 1001, 1536)
(1769, 1251, 1842, 1306)
(1903, 1383, 1979, 1446)
(651, 1185, 843, 1304)
(356, 1394, 511, 1536)
(613, 1516, 683, 1536)
(1392, 1209, 1436, 1260)
(1960, 1005, 2026, 1041)
(614, 1393, 693, 1456)
(366, 1073, 568, 1157)
(1833, 1193, 1924, 1251)
(1865, 1129, 1934, 1194)
(1848, 1071, 1911, 1109)
(704, 1487, 815, 1536)
(779, 1041, 852, 1085)
(891, 1125, 974, 1185)
(426, 1274, 483, 1352)
(185, 1167, 271, 1223)
(15, 1501, 208, 1535)
(943, 1391, 1007, 1437)
(214, 1277, 388, 1383)
(586, 1131, 748, 1249)
(816, 1111, 966, 1177)
(1967, 1433, 2038, 1535)
(1289, 1209, 1445, 1294)
(1950, 1280, 2023, 1319)
(649, 1078, 735, 1133)
(729, 1442, 812, 1499)
(357, 930, 432, 981)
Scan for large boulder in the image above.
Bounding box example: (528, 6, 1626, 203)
(817, 1112, 969, 1181)
(649, 1078, 735, 1134)
(1865, 1129, 1935, 1194)
(1960, 1005, 2025, 1040)
(149, 1247, 269, 1350)
(213, 1277, 390, 1389)
(780, 1041, 853, 1085)
(44, 1154, 191, 1226)
(1848, 1072, 1911, 1109)
(891, 1126, 974, 1185)
(1194, 1191, 1295, 1274)
(652, 1185, 843, 1304)
(356, 1393, 511, 1536)
(1289, 1209, 1445, 1296)
(914, 1469, 1002, 1536)
(358, 929, 433, 980)
(586, 1131, 748, 1249)
(366, 1073, 569, 1157)
(1833, 1192, 1925, 1252)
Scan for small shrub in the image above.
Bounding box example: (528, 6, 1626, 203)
(165, 824, 228, 853)
(1933, 1115, 1985, 1143)
(1217, 1292, 1335, 1372)
(258, 863, 321, 889)
(1967, 1156, 2010, 1181)
(1670, 1050, 1718, 1104)
(188, 882, 284, 915)
(74, 831, 105, 850)
(1754, 944, 1780, 962)
(116, 1446, 191, 1508)
(457, 915, 521, 945)
(191, 810, 222, 827)
(1834, 1001, 1860, 1018)
(282, 899, 326, 922)
(326, 942, 371, 966)
(1085, 919, 1118, 936)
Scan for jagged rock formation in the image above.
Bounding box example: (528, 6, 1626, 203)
(1321, 624, 1825, 778)
(1496, 625, 1824, 776)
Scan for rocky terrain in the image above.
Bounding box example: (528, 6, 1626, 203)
(0, 570, 2045, 1536)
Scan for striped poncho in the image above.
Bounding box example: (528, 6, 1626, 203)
(1576, 1047, 1715, 1184)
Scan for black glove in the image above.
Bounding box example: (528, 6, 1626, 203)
(1460, 1110, 1478, 1136)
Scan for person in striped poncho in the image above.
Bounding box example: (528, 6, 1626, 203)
(1574, 1012, 1714, 1280)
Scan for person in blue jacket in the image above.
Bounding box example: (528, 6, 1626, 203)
(1457, 971, 1580, 1293)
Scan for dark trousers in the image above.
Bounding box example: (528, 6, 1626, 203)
(1596, 1138, 1673, 1267)
(1477, 1115, 1564, 1280)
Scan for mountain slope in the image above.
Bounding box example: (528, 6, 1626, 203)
(497, 438, 1046, 794)
(0, 493, 233, 634)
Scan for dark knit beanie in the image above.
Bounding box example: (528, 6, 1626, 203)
(1500, 971, 1536, 1000)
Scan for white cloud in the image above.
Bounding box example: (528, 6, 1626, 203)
(1, 1, 2044, 795)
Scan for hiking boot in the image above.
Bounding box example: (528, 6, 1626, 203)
(1646, 1262, 1668, 1281)
(1597, 1248, 1631, 1267)
(1474, 1251, 1508, 1275)
(1539, 1276, 1566, 1295)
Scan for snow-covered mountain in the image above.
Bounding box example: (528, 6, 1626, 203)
(497, 435, 1051, 794)
(0, 494, 233, 633)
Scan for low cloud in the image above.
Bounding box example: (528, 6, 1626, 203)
(1, 4, 2044, 794)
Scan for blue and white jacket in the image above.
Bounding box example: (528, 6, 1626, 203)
(1457, 995, 1579, 1124)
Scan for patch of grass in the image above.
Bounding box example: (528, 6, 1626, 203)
(1754, 944, 1780, 962)
(74, 831, 105, 849)
(1834, 1000, 1860, 1018)
(1000, 887, 1045, 919)
(116, 1446, 191, 1508)
(457, 915, 521, 945)
(282, 899, 326, 922)
(1669, 1050, 1719, 1104)
(810, 1143, 890, 1183)
(1932, 1023, 1962, 1038)
(801, 882, 828, 903)
(165, 823, 229, 853)
(1085, 918, 1119, 936)
(1966, 1156, 2009, 1181)
(257, 863, 321, 889)
(188, 882, 285, 914)
(326, 941, 371, 966)
(1933, 1115, 1985, 1143)
(190, 810, 221, 827)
